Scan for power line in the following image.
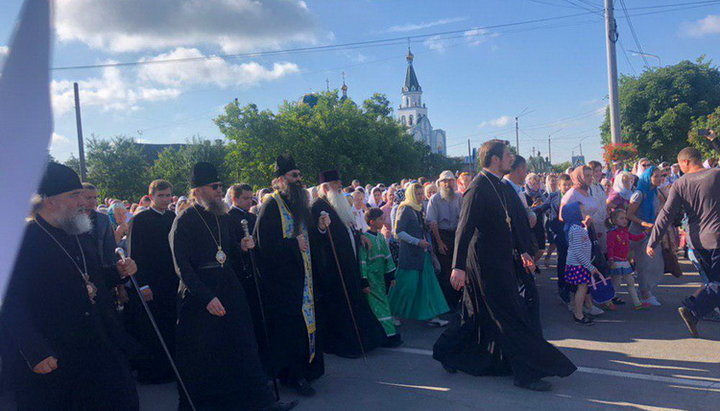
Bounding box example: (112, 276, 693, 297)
(50, 0, 720, 72)
(618, 0, 650, 68)
(51, 11, 597, 71)
(617, 37, 638, 75)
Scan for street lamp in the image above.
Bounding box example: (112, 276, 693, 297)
(628, 50, 661, 67)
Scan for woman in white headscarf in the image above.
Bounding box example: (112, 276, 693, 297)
(367, 186, 385, 208)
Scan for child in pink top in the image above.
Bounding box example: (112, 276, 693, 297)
(606, 209, 650, 310)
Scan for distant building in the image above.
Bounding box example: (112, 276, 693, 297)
(397, 48, 447, 156)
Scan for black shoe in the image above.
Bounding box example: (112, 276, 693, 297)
(442, 363, 458, 374)
(382, 334, 404, 348)
(611, 297, 626, 305)
(263, 400, 299, 411)
(573, 315, 594, 325)
(295, 379, 316, 397)
(515, 379, 552, 392)
(678, 307, 699, 338)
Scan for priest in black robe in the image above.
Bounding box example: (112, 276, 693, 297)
(433, 140, 576, 392)
(254, 156, 324, 397)
(227, 183, 267, 365)
(310, 170, 386, 359)
(1, 163, 139, 410)
(126, 179, 178, 384)
(170, 162, 296, 411)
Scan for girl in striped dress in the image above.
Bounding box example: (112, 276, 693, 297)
(563, 202, 601, 325)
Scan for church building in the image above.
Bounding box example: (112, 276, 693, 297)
(397, 48, 447, 156)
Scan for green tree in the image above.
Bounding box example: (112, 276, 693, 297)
(216, 92, 436, 188)
(64, 154, 81, 176)
(86, 136, 150, 201)
(528, 154, 552, 173)
(551, 161, 572, 173)
(601, 58, 720, 161)
(149, 137, 231, 196)
(688, 106, 720, 159)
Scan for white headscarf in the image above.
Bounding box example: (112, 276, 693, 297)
(612, 171, 633, 201)
(367, 186, 384, 208)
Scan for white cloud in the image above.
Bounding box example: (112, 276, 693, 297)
(0, 45, 8, 69)
(51, 49, 298, 116)
(464, 29, 498, 46)
(386, 17, 468, 33)
(137, 48, 299, 87)
(479, 115, 512, 128)
(51, 65, 182, 116)
(51, 132, 70, 145)
(55, 0, 320, 53)
(423, 35, 451, 54)
(681, 14, 720, 37)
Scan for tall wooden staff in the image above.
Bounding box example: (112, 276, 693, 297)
(241, 219, 280, 401)
(115, 247, 197, 411)
(320, 211, 367, 362)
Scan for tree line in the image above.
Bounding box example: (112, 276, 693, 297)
(62, 91, 462, 201)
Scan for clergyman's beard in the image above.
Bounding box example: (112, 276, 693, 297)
(326, 189, 355, 228)
(58, 207, 92, 235)
(281, 181, 310, 235)
(199, 197, 227, 216)
(440, 186, 455, 201)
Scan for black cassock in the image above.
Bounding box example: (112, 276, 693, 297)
(126, 208, 178, 383)
(170, 205, 274, 410)
(228, 206, 267, 364)
(1, 216, 138, 410)
(310, 198, 386, 358)
(253, 197, 324, 385)
(433, 172, 576, 384)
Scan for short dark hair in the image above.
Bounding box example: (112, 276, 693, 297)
(149, 179, 173, 194)
(558, 173, 572, 182)
(479, 139, 509, 168)
(365, 207, 384, 224)
(588, 160, 602, 170)
(229, 183, 253, 199)
(678, 146, 703, 164)
(82, 182, 96, 190)
(511, 155, 526, 172)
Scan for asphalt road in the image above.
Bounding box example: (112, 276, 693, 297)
(2, 256, 718, 410)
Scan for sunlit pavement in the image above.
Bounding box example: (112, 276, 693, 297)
(2, 256, 718, 410)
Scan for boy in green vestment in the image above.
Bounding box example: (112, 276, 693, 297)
(359, 208, 403, 347)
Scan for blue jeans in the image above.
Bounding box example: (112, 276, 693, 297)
(684, 248, 720, 317)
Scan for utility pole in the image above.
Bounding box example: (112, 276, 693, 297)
(548, 137, 552, 164)
(580, 143, 583, 156)
(515, 116, 519, 154)
(73, 82, 87, 181)
(604, 0, 622, 144)
(467, 139, 472, 172)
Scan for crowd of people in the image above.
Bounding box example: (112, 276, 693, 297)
(1, 132, 719, 410)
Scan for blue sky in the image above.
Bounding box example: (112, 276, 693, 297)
(2, 0, 720, 166)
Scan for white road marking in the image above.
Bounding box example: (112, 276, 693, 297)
(383, 347, 720, 390)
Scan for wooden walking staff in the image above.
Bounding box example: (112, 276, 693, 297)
(320, 211, 367, 363)
(115, 247, 197, 411)
(241, 219, 280, 401)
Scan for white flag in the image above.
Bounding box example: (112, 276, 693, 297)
(0, 0, 53, 302)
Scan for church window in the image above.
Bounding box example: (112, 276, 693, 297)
(409, 115, 414, 125)
(401, 115, 406, 125)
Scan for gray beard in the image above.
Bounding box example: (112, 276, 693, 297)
(199, 197, 227, 216)
(58, 208, 92, 235)
(325, 189, 355, 228)
(440, 187, 455, 201)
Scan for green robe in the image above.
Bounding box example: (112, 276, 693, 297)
(359, 231, 397, 337)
